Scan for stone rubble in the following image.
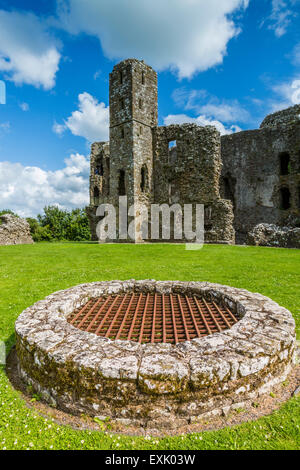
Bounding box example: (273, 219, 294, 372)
(247, 223, 300, 248)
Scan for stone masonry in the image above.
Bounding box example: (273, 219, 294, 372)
(221, 104, 300, 243)
(87, 59, 300, 246)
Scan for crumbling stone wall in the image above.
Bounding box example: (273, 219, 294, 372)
(221, 108, 300, 242)
(0, 214, 34, 245)
(89, 141, 110, 205)
(87, 58, 300, 246)
(87, 59, 235, 243)
(15, 281, 296, 431)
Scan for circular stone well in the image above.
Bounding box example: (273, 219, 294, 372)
(15, 280, 296, 431)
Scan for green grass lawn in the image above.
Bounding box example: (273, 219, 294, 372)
(0, 242, 299, 450)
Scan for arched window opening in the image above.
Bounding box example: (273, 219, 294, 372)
(95, 163, 103, 176)
(118, 170, 126, 196)
(93, 186, 100, 205)
(140, 166, 148, 192)
(280, 187, 291, 210)
(279, 152, 291, 175)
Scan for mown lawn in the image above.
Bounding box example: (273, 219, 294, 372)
(0, 242, 299, 450)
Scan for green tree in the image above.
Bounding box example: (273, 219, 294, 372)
(26, 218, 53, 242)
(31, 206, 91, 242)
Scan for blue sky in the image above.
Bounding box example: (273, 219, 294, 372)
(0, 0, 300, 216)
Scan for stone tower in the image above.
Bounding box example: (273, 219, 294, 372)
(109, 59, 158, 217)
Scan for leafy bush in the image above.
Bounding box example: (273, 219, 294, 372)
(26, 218, 53, 242)
(29, 206, 91, 242)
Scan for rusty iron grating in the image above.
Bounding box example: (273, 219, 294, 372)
(67, 293, 238, 344)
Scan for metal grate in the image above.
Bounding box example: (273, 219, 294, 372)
(67, 293, 238, 344)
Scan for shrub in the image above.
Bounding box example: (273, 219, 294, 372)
(30, 206, 91, 242)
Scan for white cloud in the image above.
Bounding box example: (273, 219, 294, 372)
(172, 87, 250, 123)
(0, 10, 61, 89)
(53, 92, 109, 142)
(163, 113, 241, 135)
(0, 153, 90, 217)
(169, 87, 246, 133)
(57, 0, 249, 79)
(19, 102, 29, 112)
(263, 0, 299, 37)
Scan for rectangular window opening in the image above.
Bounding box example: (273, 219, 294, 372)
(168, 140, 177, 163)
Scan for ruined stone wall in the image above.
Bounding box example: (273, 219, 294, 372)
(109, 59, 157, 209)
(15, 281, 296, 432)
(221, 114, 300, 242)
(87, 142, 110, 240)
(153, 124, 235, 243)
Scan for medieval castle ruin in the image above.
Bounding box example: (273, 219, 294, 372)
(87, 58, 300, 244)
